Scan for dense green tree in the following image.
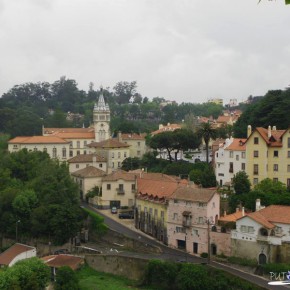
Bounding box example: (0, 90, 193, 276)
(121, 157, 141, 171)
(113, 81, 137, 104)
(55, 266, 79, 290)
(232, 171, 251, 195)
(197, 122, 217, 163)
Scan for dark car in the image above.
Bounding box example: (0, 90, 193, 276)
(54, 248, 69, 255)
(118, 212, 134, 219)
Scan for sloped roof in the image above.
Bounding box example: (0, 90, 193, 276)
(87, 139, 130, 149)
(51, 132, 95, 139)
(247, 127, 285, 147)
(0, 243, 36, 266)
(170, 186, 217, 202)
(42, 254, 84, 270)
(67, 153, 106, 163)
(219, 210, 246, 223)
(102, 170, 137, 181)
(151, 124, 181, 136)
(216, 115, 232, 123)
(44, 127, 94, 134)
(225, 138, 246, 151)
(238, 205, 290, 229)
(8, 136, 69, 144)
(71, 166, 106, 178)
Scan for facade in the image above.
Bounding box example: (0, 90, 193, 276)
(0, 243, 36, 267)
(167, 187, 222, 256)
(135, 173, 187, 244)
(8, 136, 70, 160)
(98, 170, 138, 209)
(231, 201, 290, 263)
(67, 153, 107, 173)
(119, 133, 147, 159)
(71, 166, 106, 200)
(215, 138, 246, 186)
(151, 123, 182, 136)
(87, 139, 130, 174)
(245, 125, 290, 187)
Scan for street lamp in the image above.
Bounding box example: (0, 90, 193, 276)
(16, 220, 20, 242)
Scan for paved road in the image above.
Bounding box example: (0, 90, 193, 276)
(85, 204, 289, 290)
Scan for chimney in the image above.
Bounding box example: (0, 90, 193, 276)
(247, 125, 252, 138)
(223, 210, 227, 217)
(92, 155, 97, 167)
(242, 207, 245, 216)
(256, 199, 261, 211)
(273, 126, 276, 131)
(236, 207, 239, 213)
(118, 131, 122, 142)
(268, 126, 271, 138)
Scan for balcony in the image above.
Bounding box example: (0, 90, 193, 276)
(116, 188, 125, 195)
(182, 220, 192, 228)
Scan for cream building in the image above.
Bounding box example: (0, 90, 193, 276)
(119, 132, 147, 159)
(245, 125, 290, 187)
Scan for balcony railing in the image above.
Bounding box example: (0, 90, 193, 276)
(116, 188, 125, 195)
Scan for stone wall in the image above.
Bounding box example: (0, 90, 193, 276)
(85, 254, 148, 281)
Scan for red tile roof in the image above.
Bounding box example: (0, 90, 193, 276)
(151, 124, 181, 136)
(67, 153, 106, 163)
(42, 254, 84, 270)
(71, 166, 106, 178)
(102, 170, 137, 181)
(247, 127, 285, 147)
(0, 243, 36, 266)
(225, 138, 246, 151)
(238, 205, 290, 229)
(87, 139, 130, 149)
(219, 211, 246, 223)
(44, 128, 94, 134)
(52, 132, 95, 139)
(170, 186, 217, 202)
(121, 133, 146, 140)
(8, 136, 69, 144)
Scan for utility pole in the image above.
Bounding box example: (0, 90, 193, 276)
(207, 219, 211, 264)
(15, 220, 20, 242)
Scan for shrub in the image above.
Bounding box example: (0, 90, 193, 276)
(228, 256, 257, 267)
(200, 252, 208, 258)
(55, 266, 79, 290)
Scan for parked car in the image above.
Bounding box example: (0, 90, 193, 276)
(54, 248, 69, 255)
(111, 207, 118, 214)
(118, 212, 134, 219)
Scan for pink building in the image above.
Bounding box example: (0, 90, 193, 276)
(167, 187, 224, 256)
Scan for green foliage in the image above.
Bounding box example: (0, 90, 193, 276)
(144, 260, 178, 290)
(55, 266, 79, 290)
(227, 256, 258, 267)
(0, 257, 50, 290)
(260, 263, 290, 275)
(232, 171, 251, 195)
(82, 208, 108, 237)
(189, 163, 216, 188)
(143, 260, 264, 290)
(200, 252, 208, 258)
(121, 157, 141, 171)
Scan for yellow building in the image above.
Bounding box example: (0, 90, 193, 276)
(246, 125, 290, 187)
(119, 133, 147, 159)
(135, 172, 187, 244)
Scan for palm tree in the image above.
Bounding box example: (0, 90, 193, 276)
(197, 122, 217, 163)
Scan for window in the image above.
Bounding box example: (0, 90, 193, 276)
(69, 150, 73, 157)
(288, 137, 290, 148)
(99, 163, 103, 168)
(229, 162, 233, 173)
(112, 152, 114, 158)
(288, 165, 290, 172)
(76, 164, 79, 169)
(137, 150, 141, 156)
(240, 225, 247, 233)
(118, 162, 121, 167)
(118, 152, 121, 158)
(174, 199, 178, 204)
(288, 151, 290, 158)
(52, 148, 57, 158)
(254, 137, 259, 144)
(198, 217, 204, 224)
(192, 229, 199, 236)
(186, 201, 192, 206)
(131, 184, 136, 191)
(273, 164, 278, 171)
(273, 178, 278, 183)
(288, 179, 290, 188)
(236, 155, 239, 161)
(241, 152, 246, 159)
(253, 150, 259, 157)
(138, 142, 141, 147)
(112, 162, 114, 168)
(124, 152, 127, 158)
(241, 225, 254, 233)
(229, 151, 233, 158)
(253, 164, 259, 175)
(84, 150, 87, 155)
(77, 150, 80, 155)
(274, 151, 279, 157)
(198, 202, 206, 207)
(253, 178, 259, 185)
(241, 163, 245, 170)
(107, 184, 111, 190)
(173, 213, 178, 220)
(176, 226, 185, 233)
(62, 148, 66, 158)
(154, 209, 158, 217)
(43, 147, 47, 153)
(77, 141, 80, 148)
(33, 147, 37, 152)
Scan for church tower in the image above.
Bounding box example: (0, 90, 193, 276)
(93, 87, 111, 142)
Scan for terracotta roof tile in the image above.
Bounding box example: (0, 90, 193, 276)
(219, 211, 246, 223)
(0, 243, 36, 266)
(170, 186, 217, 202)
(71, 166, 106, 178)
(67, 153, 106, 163)
(42, 254, 84, 270)
(87, 139, 130, 148)
(102, 170, 137, 181)
(248, 127, 285, 147)
(52, 132, 95, 139)
(44, 128, 94, 134)
(151, 124, 181, 136)
(9, 136, 69, 144)
(225, 138, 246, 151)
(121, 133, 146, 140)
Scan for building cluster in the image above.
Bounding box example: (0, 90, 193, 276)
(7, 92, 290, 264)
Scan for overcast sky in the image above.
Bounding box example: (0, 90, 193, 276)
(0, 0, 289, 104)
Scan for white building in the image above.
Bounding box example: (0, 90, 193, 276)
(231, 200, 290, 264)
(215, 137, 246, 187)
